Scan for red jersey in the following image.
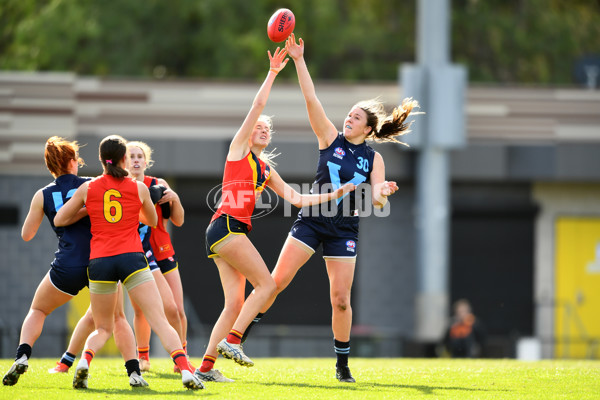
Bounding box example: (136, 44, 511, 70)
(145, 175, 175, 261)
(211, 151, 271, 230)
(86, 174, 144, 259)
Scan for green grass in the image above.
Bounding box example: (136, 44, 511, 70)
(2, 358, 600, 399)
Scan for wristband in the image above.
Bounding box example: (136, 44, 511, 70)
(270, 68, 279, 74)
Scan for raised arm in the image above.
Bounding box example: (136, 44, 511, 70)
(285, 34, 338, 149)
(370, 152, 398, 208)
(227, 47, 289, 161)
(267, 168, 355, 208)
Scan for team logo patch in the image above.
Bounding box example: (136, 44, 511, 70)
(346, 240, 356, 252)
(333, 147, 346, 159)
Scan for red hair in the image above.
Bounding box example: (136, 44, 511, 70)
(44, 136, 84, 178)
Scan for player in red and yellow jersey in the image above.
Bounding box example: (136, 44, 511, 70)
(55, 135, 203, 391)
(195, 48, 355, 383)
(126, 140, 191, 373)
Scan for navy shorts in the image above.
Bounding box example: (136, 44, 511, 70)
(289, 216, 359, 259)
(49, 261, 89, 296)
(88, 252, 150, 284)
(157, 255, 178, 274)
(206, 214, 249, 258)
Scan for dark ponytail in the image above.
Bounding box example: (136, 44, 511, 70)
(99, 135, 129, 178)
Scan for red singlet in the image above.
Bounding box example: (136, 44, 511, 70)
(145, 175, 175, 261)
(86, 175, 144, 259)
(210, 151, 271, 231)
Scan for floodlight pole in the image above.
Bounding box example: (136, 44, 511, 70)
(401, 0, 467, 341)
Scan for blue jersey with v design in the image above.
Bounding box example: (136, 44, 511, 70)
(305, 133, 375, 218)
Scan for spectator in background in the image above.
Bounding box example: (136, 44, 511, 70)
(444, 299, 486, 358)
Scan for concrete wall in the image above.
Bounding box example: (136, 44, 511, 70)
(1, 73, 600, 358)
(0, 177, 68, 357)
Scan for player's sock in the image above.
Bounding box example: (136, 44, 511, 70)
(171, 349, 191, 373)
(199, 355, 216, 373)
(138, 346, 149, 360)
(60, 351, 76, 368)
(334, 339, 350, 367)
(82, 349, 95, 366)
(226, 329, 243, 345)
(241, 312, 264, 343)
(15, 343, 32, 361)
(124, 359, 141, 377)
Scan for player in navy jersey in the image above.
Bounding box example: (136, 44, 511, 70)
(241, 34, 421, 383)
(2, 136, 142, 387)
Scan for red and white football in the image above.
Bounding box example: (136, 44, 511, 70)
(267, 8, 295, 43)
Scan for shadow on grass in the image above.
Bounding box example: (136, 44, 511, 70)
(76, 386, 215, 396)
(142, 370, 183, 380)
(250, 380, 510, 395)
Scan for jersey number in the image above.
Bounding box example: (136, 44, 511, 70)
(356, 157, 369, 173)
(104, 189, 123, 223)
(52, 189, 77, 211)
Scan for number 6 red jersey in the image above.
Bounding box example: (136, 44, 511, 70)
(86, 174, 143, 259)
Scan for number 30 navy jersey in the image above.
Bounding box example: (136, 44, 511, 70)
(41, 174, 92, 267)
(301, 133, 375, 220)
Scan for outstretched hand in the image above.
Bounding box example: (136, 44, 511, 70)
(268, 47, 289, 74)
(379, 181, 399, 197)
(285, 33, 304, 60)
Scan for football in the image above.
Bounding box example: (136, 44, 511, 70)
(267, 8, 295, 42)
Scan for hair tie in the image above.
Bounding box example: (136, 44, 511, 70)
(106, 159, 113, 164)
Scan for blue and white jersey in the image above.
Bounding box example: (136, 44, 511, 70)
(41, 174, 92, 267)
(300, 133, 375, 222)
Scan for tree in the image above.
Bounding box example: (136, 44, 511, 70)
(0, 0, 598, 85)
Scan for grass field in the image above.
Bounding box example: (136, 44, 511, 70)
(1, 357, 599, 399)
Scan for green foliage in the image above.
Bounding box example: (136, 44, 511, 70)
(0, 0, 598, 84)
(452, 0, 600, 84)
(1, 357, 600, 399)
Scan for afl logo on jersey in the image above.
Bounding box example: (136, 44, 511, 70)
(346, 240, 356, 252)
(334, 147, 346, 160)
